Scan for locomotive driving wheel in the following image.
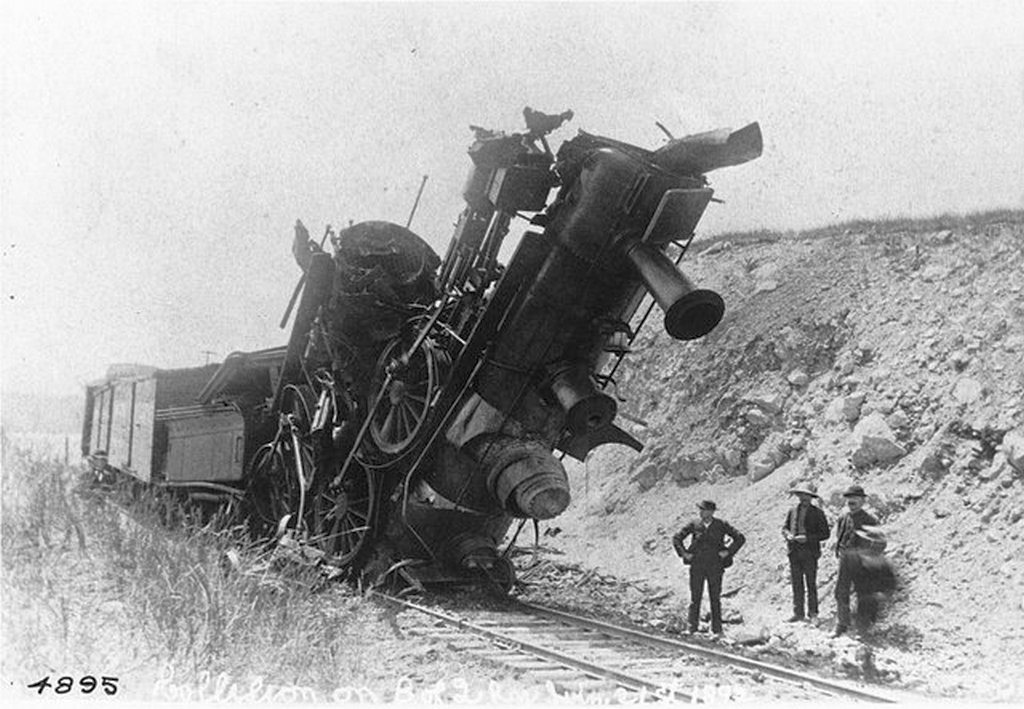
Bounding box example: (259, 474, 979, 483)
(281, 383, 316, 438)
(279, 384, 317, 528)
(245, 384, 316, 536)
(306, 460, 377, 568)
(247, 443, 300, 535)
(368, 337, 440, 455)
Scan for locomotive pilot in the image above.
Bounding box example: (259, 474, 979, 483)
(672, 500, 746, 637)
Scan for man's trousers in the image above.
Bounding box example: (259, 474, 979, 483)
(688, 563, 724, 633)
(788, 549, 820, 618)
(834, 550, 857, 628)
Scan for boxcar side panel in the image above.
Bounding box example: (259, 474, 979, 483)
(108, 383, 133, 472)
(132, 379, 156, 482)
(164, 411, 245, 482)
(92, 387, 110, 453)
(85, 378, 157, 482)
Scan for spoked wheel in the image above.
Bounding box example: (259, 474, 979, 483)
(246, 443, 300, 536)
(281, 383, 316, 440)
(368, 338, 442, 455)
(279, 384, 317, 527)
(306, 460, 377, 569)
(245, 384, 316, 537)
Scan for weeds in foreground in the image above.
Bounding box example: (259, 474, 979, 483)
(0, 445, 432, 700)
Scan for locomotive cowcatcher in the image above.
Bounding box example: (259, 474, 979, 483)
(82, 108, 762, 591)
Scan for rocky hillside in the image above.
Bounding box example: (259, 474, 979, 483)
(540, 211, 1024, 700)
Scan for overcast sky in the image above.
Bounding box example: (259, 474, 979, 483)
(2, 1, 1023, 398)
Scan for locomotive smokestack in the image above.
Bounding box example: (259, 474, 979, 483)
(626, 242, 724, 340)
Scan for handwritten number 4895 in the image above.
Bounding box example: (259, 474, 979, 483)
(27, 676, 118, 695)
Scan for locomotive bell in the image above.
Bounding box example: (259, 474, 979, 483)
(548, 363, 617, 434)
(625, 241, 724, 340)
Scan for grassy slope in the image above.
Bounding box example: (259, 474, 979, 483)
(0, 444, 512, 702)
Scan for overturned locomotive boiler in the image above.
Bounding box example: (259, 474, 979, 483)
(180, 109, 761, 589)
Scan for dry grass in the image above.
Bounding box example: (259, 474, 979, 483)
(0, 443, 486, 702)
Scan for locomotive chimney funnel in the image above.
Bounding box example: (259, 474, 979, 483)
(626, 242, 724, 340)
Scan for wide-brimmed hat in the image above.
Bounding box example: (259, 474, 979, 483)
(788, 482, 819, 497)
(697, 500, 717, 511)
(843, 484, 867, 498)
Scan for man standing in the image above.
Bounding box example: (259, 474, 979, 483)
(832, 484, 879, 637)
(781, 482, 830, 622)
(673, 500, 746, 637)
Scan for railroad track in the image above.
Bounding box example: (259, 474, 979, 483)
(92, 488, 907, 703)
(378, 593, 904, 703)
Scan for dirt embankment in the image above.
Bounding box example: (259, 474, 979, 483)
(537, 212, 1024, 700)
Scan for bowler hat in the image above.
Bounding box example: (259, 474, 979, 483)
(788, 482, 819, 497)
(697, 500, 717, 511)
(843, 484, 867, 498)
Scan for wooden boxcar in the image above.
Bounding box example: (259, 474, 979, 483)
(81, 347, 286, 499)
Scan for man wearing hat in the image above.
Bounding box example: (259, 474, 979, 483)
(672, 500, 746, 637)
(781, 482, 830, 622)
(832, 484, 879, 637)
(87, 449, 115, 487)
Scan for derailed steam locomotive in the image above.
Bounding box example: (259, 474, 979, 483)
(82, 109, 762, 590)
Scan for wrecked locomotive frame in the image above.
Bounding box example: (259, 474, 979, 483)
(82, 109, 762, 590)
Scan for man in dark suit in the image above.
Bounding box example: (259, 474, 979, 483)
(832, 484, 880, 637)
(781, 482, 830, 622)
(672, 500, 746, 636)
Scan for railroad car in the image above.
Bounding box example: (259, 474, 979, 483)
(82, 108, 762, 591)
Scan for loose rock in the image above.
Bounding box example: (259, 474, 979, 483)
(850, 413, 906, 467)
(952, 378, 984, 404)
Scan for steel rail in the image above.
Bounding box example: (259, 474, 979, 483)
(373, 592, 694, 701)
(94, 476, 900, 705)
(518, 601, 901, 703)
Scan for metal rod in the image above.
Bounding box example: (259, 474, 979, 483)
(521, 602, 900, 703)
(279, 224, 333, 330)
(405, 175, 429, 229)
(372, 594, 694, 702)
